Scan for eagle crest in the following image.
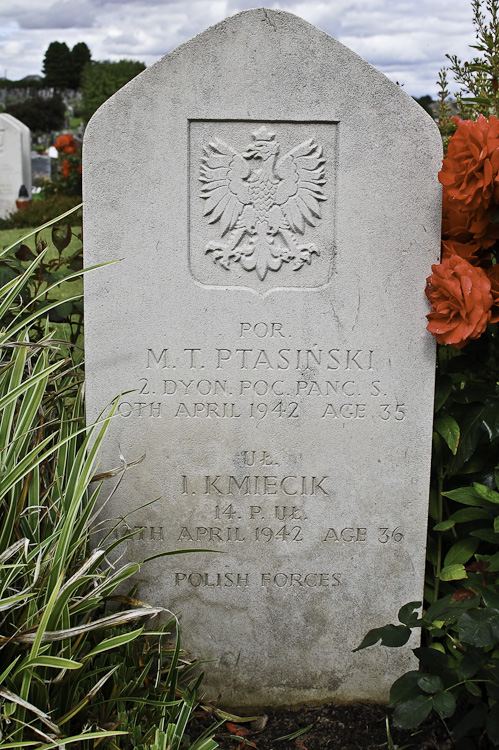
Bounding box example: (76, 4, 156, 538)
(199, 126, 327, 281)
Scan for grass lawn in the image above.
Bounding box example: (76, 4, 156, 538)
(0, 225, 84, 351)
(0, 224, 82, 259)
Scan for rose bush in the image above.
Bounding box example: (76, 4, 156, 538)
(438, 114, 499, 212)
(425, 254, 495, 347)
(50, 133, 82, 197)
(427, 115, 499, 348)
(54, 132, 78, 154)
(360, 7, 499, 743)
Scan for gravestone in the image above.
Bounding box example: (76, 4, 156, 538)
(83, 9, 442, 709)
(0, 113, 31, 218)
(31, 153, 51, 183)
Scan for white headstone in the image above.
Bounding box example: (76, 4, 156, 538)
(83, 9, 441, 709)
(0, 113, 31, 218)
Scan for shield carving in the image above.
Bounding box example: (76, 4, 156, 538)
(189, 120, 337, 295)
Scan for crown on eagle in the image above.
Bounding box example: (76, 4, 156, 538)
(252, 125, 276, 142)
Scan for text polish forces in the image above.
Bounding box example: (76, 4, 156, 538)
(173, 572, 342, 588)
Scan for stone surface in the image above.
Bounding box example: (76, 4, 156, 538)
(31, 153, 51, 182)
(0, 113, 31, 218)
(83, 8, 442, 709)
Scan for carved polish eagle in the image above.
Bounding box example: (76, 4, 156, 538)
(199, 126, 327, 281)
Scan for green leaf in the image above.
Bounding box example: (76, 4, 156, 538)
(442, 487, 486, 506)
(481, 587, 499, 607)
(274, 723, 314, 742)
(426, 593, 480, 623)
(389, 671, 420, 707)
(484, 553, 499, 572)
(433, 519, 455, 531)
(459, 651, 481, 679)
(397, 601, 421, 627)
(458, 609, 499, 646)
(433, 691, 456, 719)
(434, 414, 460, 454)
(450, 404, 485, 472)
(449, 507, 491, 523)
(48, 300, 74, 322)
(83, 626, 144, 659)
(473, 483, 499, 504)
(439, 564, 468, 581)
(480, 398, 499, 442)
(353, 624, 410, 652)
(444, 538, 479, 567)
(393, 695, 433, 728)
(413, 647, 448, 671)
(18, 656, 82, 672)
(470, 528, 499, 543)
(465, 681, 482, 697)
(417, 674, 444, 694)
(434, 375, 453, 412)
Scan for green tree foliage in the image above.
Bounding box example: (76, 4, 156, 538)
(81, 59, 146, 122)
(42, 41, 92, 89)
(5, 93, 65, 132)
(413, 95, 436, 118)
(42, 41, 73, 88)
(70, 41, 92, 88)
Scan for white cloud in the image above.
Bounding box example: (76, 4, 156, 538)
(0, 0, 482, 94)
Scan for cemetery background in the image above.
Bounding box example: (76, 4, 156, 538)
(3, 2, 499, 749)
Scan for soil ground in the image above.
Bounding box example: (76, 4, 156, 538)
(193, 701, 494, 750)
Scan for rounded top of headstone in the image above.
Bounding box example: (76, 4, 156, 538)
(0, 112, 31, 134)
(85, 7, 439, 143)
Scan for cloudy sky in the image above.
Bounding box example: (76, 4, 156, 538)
(0, 0, 482, 97)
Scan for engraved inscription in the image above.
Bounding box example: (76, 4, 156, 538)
(200, 126, 327, 280)
(172, 571, 342, 588)
(111, 450, 408, 556)
(120, 322, 412, 422)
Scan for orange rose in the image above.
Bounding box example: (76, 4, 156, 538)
(55, 134, 77, 155)
(439, 115, 499, 212)
(442, 191, 499, 250)
(61, 159, 71, 178)
(488, 264, 499, 323)
(426, 255, 493, 348)
(441, 237, 486, 265)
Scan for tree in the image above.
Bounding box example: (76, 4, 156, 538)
(70, 42, 92, 89)
(81, 59, 146, 122)
(414, 95, 435, 118)
(42, 41, 73, 88)
(42, 41, 92, 89)
(6, 94, 65, 132)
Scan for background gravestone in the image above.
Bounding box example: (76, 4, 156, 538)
(31, 153, 51, 183)
(83, 9, 442, 709)
(0, 113, 31, 218)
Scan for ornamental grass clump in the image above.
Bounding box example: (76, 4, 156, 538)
(0, 212, 219, 749)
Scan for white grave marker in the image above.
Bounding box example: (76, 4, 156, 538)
(83, 9, 442, 709)
(0, 113, 31, 218)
